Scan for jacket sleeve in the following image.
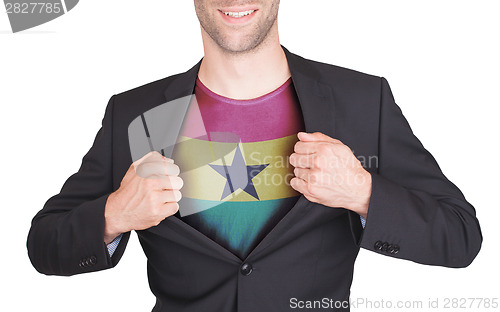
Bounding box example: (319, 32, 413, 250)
(27, 95, 130, 276)
(352, 77, 482, 268)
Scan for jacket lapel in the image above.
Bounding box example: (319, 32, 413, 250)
(245, 47, 338, 258)
(282, 46, 336, 136)
(163, 60, 201, 102)
(156, 46, 338, 261)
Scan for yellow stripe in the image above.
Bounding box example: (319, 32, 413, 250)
(172, 134, 300, 201)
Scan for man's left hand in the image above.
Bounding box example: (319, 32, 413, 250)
(289, 132, 372, 219)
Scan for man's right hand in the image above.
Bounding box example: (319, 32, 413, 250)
(103, 151, 183, 244)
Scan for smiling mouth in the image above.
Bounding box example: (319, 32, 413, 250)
(219, 9, 257, 18)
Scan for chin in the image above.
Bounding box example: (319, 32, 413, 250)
(219, 36, 261, 54)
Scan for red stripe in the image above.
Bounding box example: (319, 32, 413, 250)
(179, 77, 305, 143)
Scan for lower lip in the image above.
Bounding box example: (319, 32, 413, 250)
(218, 10, 258, 24)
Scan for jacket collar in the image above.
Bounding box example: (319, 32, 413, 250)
(283, 46, 336, 137)
(163, 45, 336, 137)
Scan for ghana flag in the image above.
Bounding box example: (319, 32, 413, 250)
(172, 77, 305, 259)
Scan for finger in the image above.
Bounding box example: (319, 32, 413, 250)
(293, 167, 311, 181)
(294, 141, 326, 154)
(298, 132, 342, 144)
(161, 176, 184, 190)
(161, 202, 180, 217)
(136, 162, 180, 178)
(290, 177, 311, 196)
(133, 151, 161, 167)
(126, 152, 157, 182)
(289, 153, 315, 168)
(136, 162, 167, 179)
(158, 190, 182, 203)
(290, 176, 306, 192)
(134, 151, 174, 169)
(290, 177, 317, 201)
(148, 175, 183, 191)
(165, 163, 180, 176)
(141, 153, 175, 166)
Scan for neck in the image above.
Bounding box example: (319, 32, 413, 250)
(197, 24, 291, 100)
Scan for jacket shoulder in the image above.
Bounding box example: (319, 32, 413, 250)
(109, 70, 193, 125)
(292, 52, 382, 88)
(113, 73, 181, 104)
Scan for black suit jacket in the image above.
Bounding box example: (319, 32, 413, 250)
(27, 46, 482, 311)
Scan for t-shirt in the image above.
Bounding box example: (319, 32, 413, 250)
(172, 76, 305, 260)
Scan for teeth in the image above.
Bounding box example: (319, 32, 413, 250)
(222, 10, 255, 18)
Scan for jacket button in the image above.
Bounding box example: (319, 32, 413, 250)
(381, 242, 389, 252)
(387, 244, 395, 254)
(393, 245, 400, 254)
(89, 256, 97, 265)
(374, 241, 383, 250)
(79, 258, 88, 267)
(240, 263, 253, 276)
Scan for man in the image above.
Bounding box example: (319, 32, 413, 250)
(27, 1, 482, 311)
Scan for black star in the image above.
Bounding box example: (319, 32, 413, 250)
(209, 144, 268, 200)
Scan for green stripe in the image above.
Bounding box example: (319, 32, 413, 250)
(179, 196, 300, 259)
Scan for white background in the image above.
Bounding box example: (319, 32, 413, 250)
(1, 0, 499, 311)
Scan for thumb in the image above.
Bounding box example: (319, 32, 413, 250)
(133, 151, 173, 168)
(134, 151, 160, 166)
(297, 132, 340, 143)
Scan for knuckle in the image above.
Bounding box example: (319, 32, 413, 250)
(152, 215, 163, 226)
(135, 164, 150, 178)
(137, 162, 151, 171)
(148, 193, 159, 206)
(318, 154, 330, 168)
(171, 176, 184, 189)
(148, 151, 163, 162)
(166, 202, 179, 215)
(317, 144, 327, 153)
(312, 156, 321, 168)
(309, 171, 318, 184)
(296, 156, 306, 168)
(333, 138, 344, 145)
(307, 184, 318, 197)
(162, 190, 173, 202)
(141, 176, 156, 188)
(290, 177, 300, 190)
(293, 142, 301, 153)
(318, 143, 332, 155)
(166, 163, 180, 176)
(165, 157, 174, 163)
(172, 164, 181, 176)
(298, 157, 308, 168)
(173, 190, 182, 202)
(338, 144, 350, 155)
(149, 203, 160, 216)
(163, 176, 173, 189)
